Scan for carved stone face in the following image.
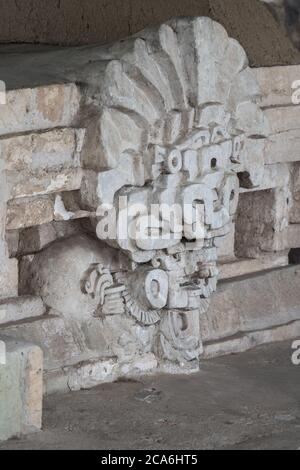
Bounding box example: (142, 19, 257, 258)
(79, 17, 268, 328)
(26, 17, 268, 368)
(105, 109, 242, 314)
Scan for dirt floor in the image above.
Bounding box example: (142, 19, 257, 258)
(1, 341, 300, 450)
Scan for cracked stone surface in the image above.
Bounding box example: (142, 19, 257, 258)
(0, 14, 300, 390)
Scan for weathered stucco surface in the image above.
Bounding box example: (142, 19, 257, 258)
(0, 16, 300, 397)
(0, 0, 299, 67)
(1, 11, 300, 442)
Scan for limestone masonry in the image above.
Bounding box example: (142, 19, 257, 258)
(1, 16, 300, 440)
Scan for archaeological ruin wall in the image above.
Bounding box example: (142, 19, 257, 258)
(1, 14, 300, 440)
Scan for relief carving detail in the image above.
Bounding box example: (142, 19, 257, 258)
(24, 17, 268, 369)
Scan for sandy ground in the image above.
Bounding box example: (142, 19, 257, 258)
(1, 340, 300, 450)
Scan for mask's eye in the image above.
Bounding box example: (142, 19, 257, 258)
(211, 158, 217, 169)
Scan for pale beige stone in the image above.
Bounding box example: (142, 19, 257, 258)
(0, 16, 294, 385)
(24, 346, 43, 430)
(0, 84, 81, 136)
(0, 160, 17, 299)
(264, 129, 300, 164)
(5, 230, 19, 258)
(252, 65, 300, 107)
(2, 128, 84, 173)
(6, 196, 54, 230)
(1, 314, 85, 370)
(218, 252, 289, 280)
(0, 257, 18, 299)
(16, 220, 83, 256)
(240, 163, 290, 193)
(6, 193, 93, 230)
(227, 67, 260, 113)
(217, 221, 235, 262)
(0, 205, 18, 299)
(2, 127, 84, 206)
(0, 338, 43, 440)
(0, 296, 46, 326)
(8, 168, 83, 199)
(235, 102, 270, 137)
(235, 188, 290, 258)
(203, 320, 300, 358)
(238, 137, 266, 189)
(202, 265, 300, 344)
(66, 358, 118, 391)
(285, 224, 300, 249)
(264, 106, 300, 134)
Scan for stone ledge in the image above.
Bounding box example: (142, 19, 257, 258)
(264, 129, 300, 164)
(0, 338, 43, 441)
(240, 163, 290, 193)
(8, 168, 83, 200)
(0, 84, 81, 136)
(6, 193, 93, 231)
(253, 65, 300, 107)
(218, 253, 289, 280)
(203, 320, 300, 358)
(0, 257, 18, 299)
(2, 128, 84, 172)
(0, 314, 83, 371)
(45, 353, 158, 395)
(203, 265, 300, 344)
(0, 296, 46, 326)
(263, 106, 300, 134)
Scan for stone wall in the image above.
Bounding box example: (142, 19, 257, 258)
(0, 18, 300, 392)
(1, 16, 300, 427)
(0, 339, 43, 441)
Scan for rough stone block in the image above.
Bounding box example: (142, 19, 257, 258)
(0, 296, 46, 326)
(65, 358, 118, 392)
(0, 314, 84, 370)
(235, 188, 290, 257)
(263, 106, 300, 134)
(0, 256, 18, 299)
(8, 168, 83, 199)
(44, 353, 158, 394)
(285, 224, 300, 249)
(6, 193, 92, 230)
(218, 252, 289, 280)
(0, 17, 298, 384)
(252, 65, 300, 107)
(264, 129, 300, 164)
(0, 84, 81, 136)
(0, 338, 43, 441)
(2, 129, 83, 173)
(203, 320, 300, 358)
(217, 221, 235, 261)
(202, 265, 300, 344)
(5, 230, 19, 258)
(0, 181, 17, 299)
(16, 220, 83, 256)
(240, 163, 290, 193)
(6, 196, 54, 230)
